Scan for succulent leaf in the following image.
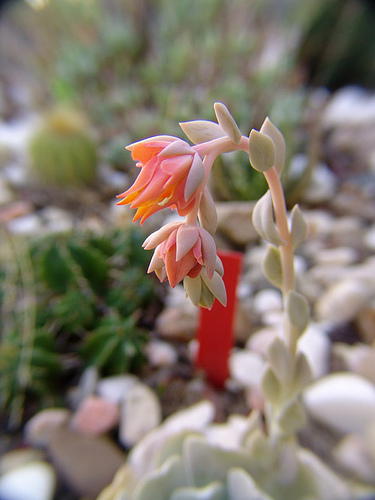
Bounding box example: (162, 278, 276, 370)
(249, 130, 275, 173)
(260, 117, 286, 175)
(214, 102, 242, 144)
(286, 291, 309, 337)
(179, 120, 225, 144)
(262, 246, 283, 289)
(252, 191, 285, 246)
(290, 205, 307, 251)
(262, 367, 282, 406)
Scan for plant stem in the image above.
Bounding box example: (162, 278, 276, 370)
(264, 167, 297, 357)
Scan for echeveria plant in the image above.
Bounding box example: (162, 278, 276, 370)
(111, 103, 371, 500)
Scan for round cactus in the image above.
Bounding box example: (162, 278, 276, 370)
(28, 107, 98, 186)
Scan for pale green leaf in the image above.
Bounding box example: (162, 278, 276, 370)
(227, 468, 273, 500)
(290, 205, 307, 250)
(262, 246, 283, 289)
(171, 482, 226, 500)
(278, 400, 306, 436)
(267, 337, 294, 385)
(179, 120, 225, 144)
(260, 117, 286, 175)
(262, 366, 282, 405)
(249, 130, 275, 173)
(286, 291, 309, 336)
(293, 352, 313, 393)
(214, 102, 242, 144)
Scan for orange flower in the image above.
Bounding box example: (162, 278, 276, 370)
(117, 137, 205, 224)
(143, 222, 217, 289)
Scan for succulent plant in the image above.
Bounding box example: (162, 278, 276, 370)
(0, 226, 160, 426)
(98, 403, 362, 500)
(28, 107, 98, 186)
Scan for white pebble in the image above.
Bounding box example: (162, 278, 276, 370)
(313, 247, 358, 267)
(364, 225, 375, 251)
(315, 279, 370, 323)
(253, 289, 282, 316)
(0, 461, 56, 500)
(96, 374, 139, 404)
(229, 350, 265, 389)
(333, 434, 375, 483)
(246, 326, 279, 356)
(304, 373, 375, 434)
(333, 343, 375, 385)
(145, 339, 178, 368)
(303, 210, 334, 238)
(303, 164, 338, 205)
(7, 214, 43, 235)
(298, 323, 331, 379)
(41, 206, 73, 233)
(119, 383, 162, 448)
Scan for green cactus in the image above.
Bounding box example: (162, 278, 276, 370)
(28, 107, 98, 186)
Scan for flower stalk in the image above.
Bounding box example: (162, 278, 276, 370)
(117, 102, 310, 455)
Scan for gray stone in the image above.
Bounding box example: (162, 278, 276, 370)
(312, 246, 358, 267)
(47, 427, 124, 498)
(216, 201, 258, 246)
(315, 279, 370, 323)
(333, 343, 375, 385)
(303, 164, 338, 205)
(24, 408, 71, 448)
(0, 449, 45, 475)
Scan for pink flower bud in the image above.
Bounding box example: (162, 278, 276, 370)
(145, 222, 217, 289)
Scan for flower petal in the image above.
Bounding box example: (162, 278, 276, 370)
(143, 222, 183, 250)
(165, 247, 196, 288)
(199, 228, 217, 279)
(184, 153, 204, 202)
(176, 225, 199, 261)
(147, 247, 165, 273)
(126, 135, 177, 151)
(159, 139, 194, 157)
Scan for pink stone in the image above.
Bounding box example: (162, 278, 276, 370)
(70, 395, 120, 436)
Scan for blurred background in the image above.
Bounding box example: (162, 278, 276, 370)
(1, 1, 375, 497)
(1, 0, 375, 425)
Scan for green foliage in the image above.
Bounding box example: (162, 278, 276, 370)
(211, 153, 268, 202)
(4, 0, 313, 201)
(0, 227, 160, 425)
(4, 0, 303, 144)
(28, 107, 98, 186)
(0, 328, 62, 412)
(81, 316, 147, 375)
